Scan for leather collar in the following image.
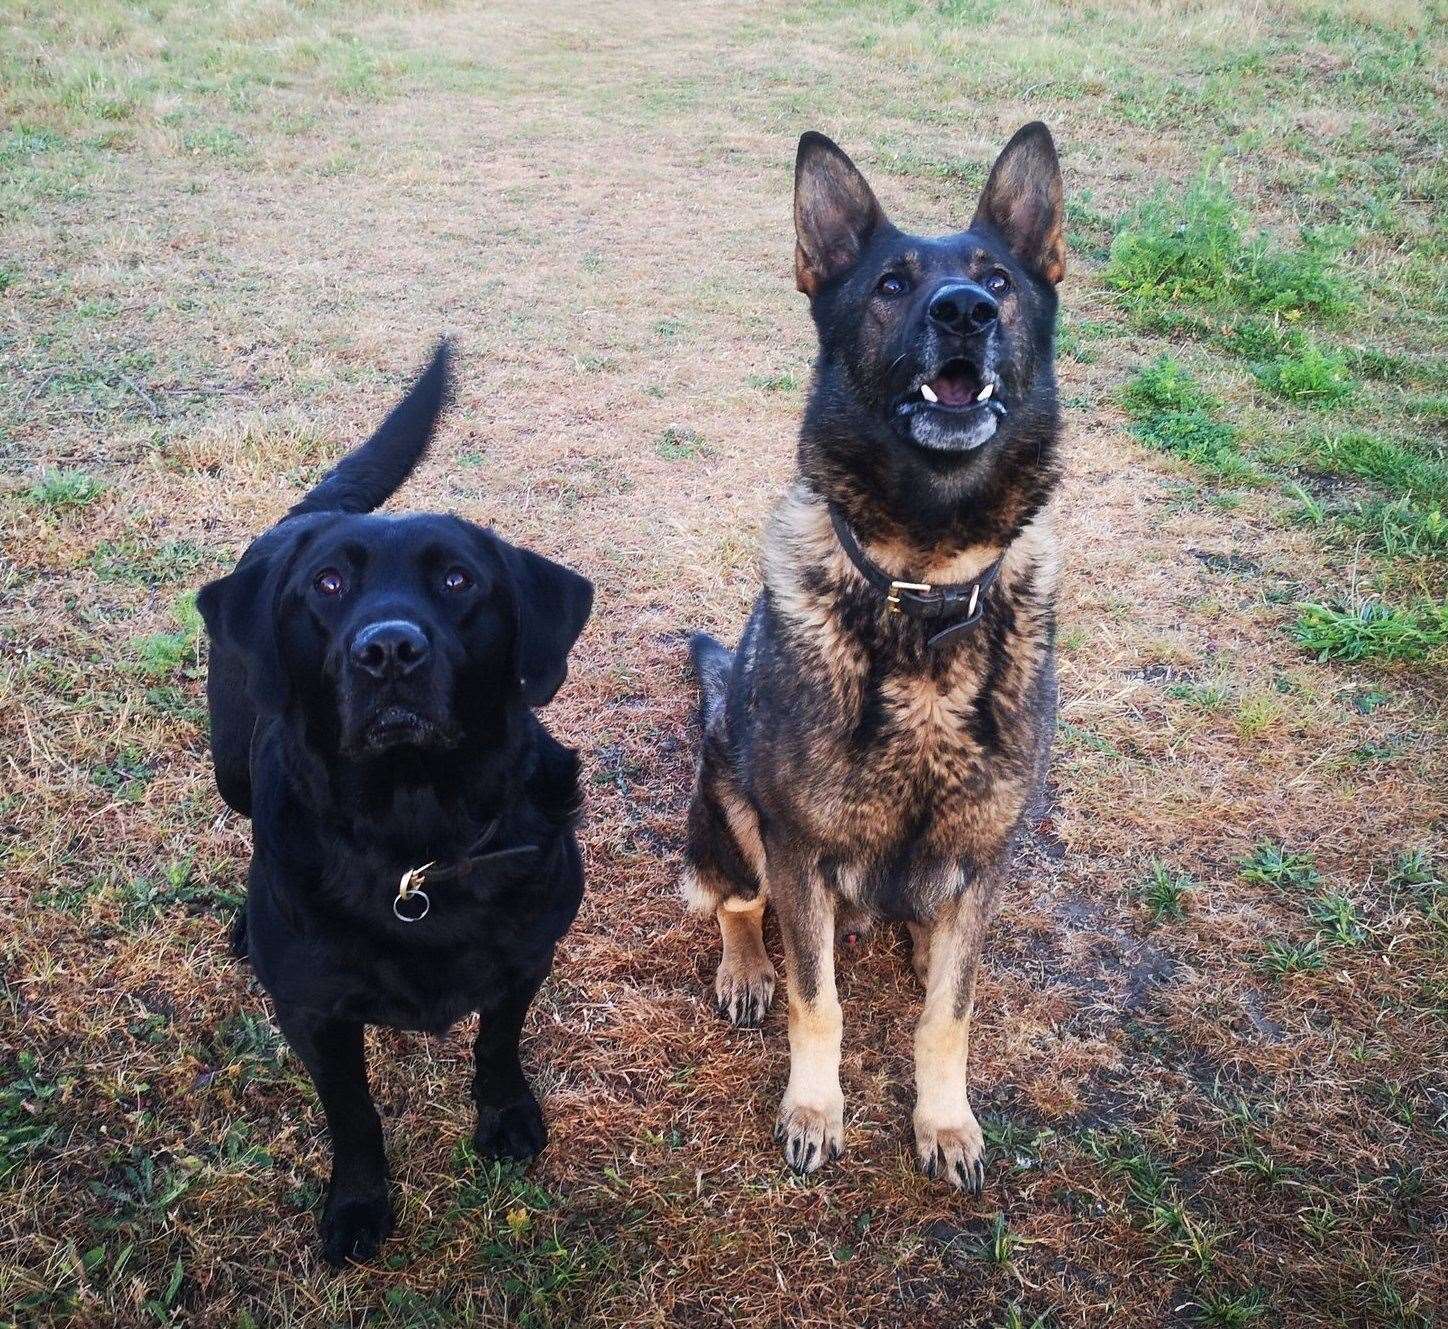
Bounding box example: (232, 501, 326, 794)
(827, 503, 1004, 649)
(393, 818, 539, 923)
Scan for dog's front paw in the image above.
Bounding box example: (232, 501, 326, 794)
(914, 1105, 986, 1194)
(715, 955, 776, 1028)
(774, 1092, 844, 1175)
(320, 1188, 394, 1267)
(473, 1094, 547, 1164)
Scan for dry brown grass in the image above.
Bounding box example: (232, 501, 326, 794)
(2, 1, 1445, 1326)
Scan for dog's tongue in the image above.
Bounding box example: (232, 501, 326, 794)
(927, 368, 976, 407)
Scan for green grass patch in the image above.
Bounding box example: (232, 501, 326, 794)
(1308, 891, 1368, 947)
(1251, 339, 1354, 407)
(1105, 173, 1350, 321)
(655, 426, 706, 460)
(1121, 356, 1254, 479)
(1310, 430, 1448, 506)
(90, 538, 211, 586)
(1343, 498, 1448, 559)
(27, 469, 106, 510)
(1292, 597, 1448, 663)
(1, 1052, 65, 1182)
(131, 593, 204, 679)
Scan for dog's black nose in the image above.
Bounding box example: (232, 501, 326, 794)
(350, 620, 430, 679)
(928, 282, 998, 336)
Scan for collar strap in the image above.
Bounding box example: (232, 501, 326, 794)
(827, 503, 1004, 649)
(394, 819, 540, 922)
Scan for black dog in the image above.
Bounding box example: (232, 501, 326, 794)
(684, 125, 1064, 1188)
(197, 343, 593, 1264)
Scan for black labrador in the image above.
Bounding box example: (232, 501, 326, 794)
(197, 343, 593, 1265)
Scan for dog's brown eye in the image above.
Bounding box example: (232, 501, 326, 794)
(314, 569, 345, 597)
(877, 273, 908, 297)
(986, 270, 1011, 295)
(443, 567, 472, 593)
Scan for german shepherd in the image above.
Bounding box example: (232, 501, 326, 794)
(683, 124, 1065, 1190)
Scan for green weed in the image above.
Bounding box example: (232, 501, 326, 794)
(998, 1305, 1055, 1329)
(1194, 1288, 1268, 1327)
(655, 426, 706, 460)
(1138, 861, 1190, 921)
(1258, 938, 1325, 979)
(1122, 355, 1219, 415)
(1, 1053, 64, 1181)
(1312, 430, 1448, 506)
(132, 592, 204, 678)
(747, 369, 801, 392)
(1239, 844, 1321, 891)
(27, 469, 106, 510)
(1293, 597, 1448, 663)
(1308, 891, 1368, 946)
(90, 538, 210, 586)
(1121, 356, 1250, 477)
(1341, 498, 1448, 559)
(1252, 339, 1354, 407)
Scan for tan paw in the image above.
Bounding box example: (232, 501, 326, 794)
(775, 1093, 844, 1175)
(914, 1107, 986, 1193)
(714, 955, 776, 1028)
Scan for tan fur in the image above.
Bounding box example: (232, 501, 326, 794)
(776, 882, 844, 1172)
(760, 485, 1055, 866)
(714, 895, 775, 1027)
(912, 884, 995, 1189)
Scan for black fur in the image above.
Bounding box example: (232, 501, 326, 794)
(197, 343, 593, 1266)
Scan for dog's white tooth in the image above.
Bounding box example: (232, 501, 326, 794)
(920, 382, 939, 403)
(977, 382, 994, 401)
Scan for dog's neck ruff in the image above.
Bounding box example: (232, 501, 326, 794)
(393, 818, 539, 923)
(827, 503, 1005, 649)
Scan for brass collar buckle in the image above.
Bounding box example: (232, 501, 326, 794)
(394, 862, 435, 923)
(886, 579, 932, 612)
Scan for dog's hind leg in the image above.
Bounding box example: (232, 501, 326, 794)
(715, 893, 774, 1027)
(771, 847, 844, 1174)
(906, 921, 930, 987)
(684, 750, 776, 1027)
(911, 873, 1002, 1193)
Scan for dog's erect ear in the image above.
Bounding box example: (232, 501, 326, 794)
(493, 539, 594, 707)
(197, 537, 301, 712)
(794, 132, 887, 297)
(972, 122, 1066, 286)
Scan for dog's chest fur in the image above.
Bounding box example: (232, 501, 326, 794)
(743, 485, 1057, 905)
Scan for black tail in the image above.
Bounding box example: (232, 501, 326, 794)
(689, 632, 733, 727)
(288, 339, 451, 518)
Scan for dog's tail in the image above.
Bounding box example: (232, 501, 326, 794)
(689, 632, 734, 728)
(288, 339, 451, 519)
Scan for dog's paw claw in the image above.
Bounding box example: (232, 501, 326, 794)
(319, 1190, 394, 1268)
(915, 1110, 985, 1193)
(473, 1096, 547, 1165)
(714, 962, 776, 1029)
(776, 1096, 844, 1176)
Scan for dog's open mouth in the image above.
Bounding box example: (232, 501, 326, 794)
(895, 357, 1007, 454)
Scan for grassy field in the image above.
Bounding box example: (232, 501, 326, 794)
(2, 0, 1446, 1325)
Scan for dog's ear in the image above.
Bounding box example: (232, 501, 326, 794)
(492, 539, 594, 707)
(794, 132, 887, 297)
(972, 122, 1066, 286)
(197, 532, 304, 712)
